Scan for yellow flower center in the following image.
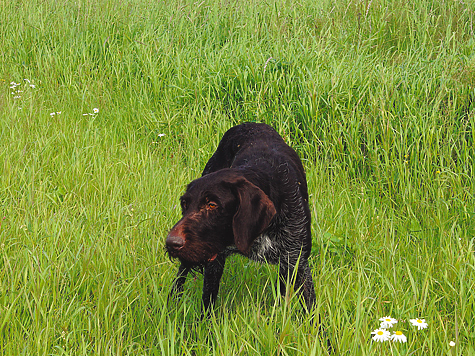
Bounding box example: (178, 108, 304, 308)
(385, 319, 391, 322)
(395, 331, 403, 335)
(417, 320, 422, 323)
(377, 331, 384, 335)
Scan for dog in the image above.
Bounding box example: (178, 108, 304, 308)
(165, 122, 319, 313)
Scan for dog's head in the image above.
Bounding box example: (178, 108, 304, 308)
(165, 170, 276, 265)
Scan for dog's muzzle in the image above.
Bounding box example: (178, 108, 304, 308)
(165, 234, 185, 255)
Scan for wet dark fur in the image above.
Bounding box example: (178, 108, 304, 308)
(165, 122, 318, 312)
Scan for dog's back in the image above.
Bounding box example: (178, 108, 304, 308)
(203, 123, 309, 210)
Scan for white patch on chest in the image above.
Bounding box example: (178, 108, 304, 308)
(249, 233, 277, 262)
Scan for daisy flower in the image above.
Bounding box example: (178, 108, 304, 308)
(379, 316, 398, 329)
(391, 331, 407, 343)
(93, 108, 99, 113)
(409, 318, 428, 330)
(449, 341, 456, 347)
(371, 329, 391, 342)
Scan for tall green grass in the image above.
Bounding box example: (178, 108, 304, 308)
(1, 0, 474, 354)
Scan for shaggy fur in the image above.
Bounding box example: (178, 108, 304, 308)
(166, 123, 316, 311)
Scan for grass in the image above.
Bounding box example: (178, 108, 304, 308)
(0, 0, 474, 354)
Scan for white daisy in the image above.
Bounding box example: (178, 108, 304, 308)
(449, 341, 456, 347)
(379, 316, 398, 329)
(371, 328, 390, 342)
(409, 318, 428, 330)
(93, 108, 99, 113)
(391, 331, 407, 343)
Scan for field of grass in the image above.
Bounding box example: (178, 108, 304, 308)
(1, 0, 474, 354)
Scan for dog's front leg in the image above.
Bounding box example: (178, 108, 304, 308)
(169, 263, 190, 302)
(293, 261, 334, 354)
(279, 258, 316, 311)
(201, 253, 226, 315)
(295, 260, 317, 311)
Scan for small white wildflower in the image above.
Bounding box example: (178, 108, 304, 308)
(371, 329, 391, 342)
(13, 96, 21, 99)
(157, 133, 166, 137)
(30, 84, 36, 88)
(56, 111, 61, 115)
(409, 318, 428, 330)
(83, 113, 88, 116)
(391, 331, 407, 343)
(24, 79, 30, 83)
(449, 341, 456, 347)
(379, 316, 398, 329)
(93, 108, 99, 113)
(50, 112, 56, 116)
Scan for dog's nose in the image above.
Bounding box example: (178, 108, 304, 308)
(166, 234, 185, 250)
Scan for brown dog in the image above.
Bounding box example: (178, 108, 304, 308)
(166, 122, 317, 312)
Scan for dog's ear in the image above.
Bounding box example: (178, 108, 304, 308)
(227, 178, 276, 255)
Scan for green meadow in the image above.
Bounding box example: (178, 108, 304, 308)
(1, 0, 474, 354)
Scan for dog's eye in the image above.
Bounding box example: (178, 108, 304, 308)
(180, 200, 187, 211)
(207, 202, 218, 210)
